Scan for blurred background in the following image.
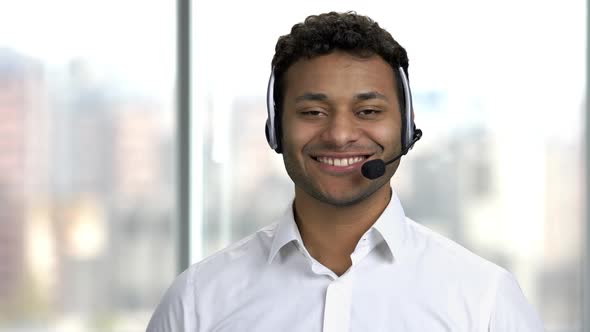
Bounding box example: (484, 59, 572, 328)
(0, 0, 586, 331)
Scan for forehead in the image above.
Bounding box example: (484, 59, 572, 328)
(283, 51, 397, 98)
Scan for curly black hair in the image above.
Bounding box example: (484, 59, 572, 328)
(270, 11, 410, 153)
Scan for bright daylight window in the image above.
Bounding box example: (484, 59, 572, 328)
(0, 1, 177, 331)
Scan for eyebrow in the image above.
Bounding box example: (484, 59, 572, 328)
(295, 92, 328, 103)
(294, 91, 388, 103)
(354, 91, 388, 101)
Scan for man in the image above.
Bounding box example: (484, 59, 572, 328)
(147, 11, 544, 331)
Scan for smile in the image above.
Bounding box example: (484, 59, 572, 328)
(313, 155, 368, 167)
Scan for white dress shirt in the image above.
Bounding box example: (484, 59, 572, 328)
(147, 190, 544, 331)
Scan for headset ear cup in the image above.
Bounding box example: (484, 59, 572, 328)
(400, 122, 407, 152)
(265, 121, 271, 144)
(266, 69, 284, 153)
(265, 110, 282, 153)
(405, 122, 415, 151)
(396, 69, 408, 151)
(274, 110, 283, 153)
(397, 66, 415, 155)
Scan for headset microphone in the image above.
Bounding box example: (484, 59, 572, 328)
(361, 129, 422, 180)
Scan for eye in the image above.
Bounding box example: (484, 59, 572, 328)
(299, 110, 327, 118)
(356, 109, 382, 118)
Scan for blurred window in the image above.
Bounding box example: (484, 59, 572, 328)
(0, 1, 177, 331)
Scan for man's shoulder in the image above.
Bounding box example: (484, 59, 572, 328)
(147, 222, 281, 331)
(403, 219, 544, 329)
(184, 222, 279, 281)
(400, 217, 518, 319)
(403, 217, 508, 280)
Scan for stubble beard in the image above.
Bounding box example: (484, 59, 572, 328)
(282, 152, 394, 207)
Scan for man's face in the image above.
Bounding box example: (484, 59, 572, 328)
(281, 51, 402, 206)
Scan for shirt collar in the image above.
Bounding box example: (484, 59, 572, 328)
(267, 189, 408, 264)
(369, 188, 408, 263)
(267, 203, 303, 264)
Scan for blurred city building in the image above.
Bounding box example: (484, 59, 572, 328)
(0, 48, 176, 330)
(0, 48, 47, 320)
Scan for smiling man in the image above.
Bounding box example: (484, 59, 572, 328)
(147, 11, 544, 331)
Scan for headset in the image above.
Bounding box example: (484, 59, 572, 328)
(265, 64, 422, 179)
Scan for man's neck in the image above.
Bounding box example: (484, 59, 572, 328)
(293, 185, 391, 276)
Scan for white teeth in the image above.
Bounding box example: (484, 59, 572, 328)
(317, 156, 365, 167)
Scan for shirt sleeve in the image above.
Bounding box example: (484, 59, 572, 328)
(146, 268, 197, 332)
(488, 270, 545, 332)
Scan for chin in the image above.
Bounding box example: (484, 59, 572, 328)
(308, 188, 377, 207)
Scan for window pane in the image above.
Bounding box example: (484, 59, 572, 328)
(0, 1, 177, 331)
(191, 1, 585, 331)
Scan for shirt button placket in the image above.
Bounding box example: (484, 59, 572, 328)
(322, 273, 353, 332)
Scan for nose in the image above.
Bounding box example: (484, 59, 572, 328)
(319, 112, 361, 148)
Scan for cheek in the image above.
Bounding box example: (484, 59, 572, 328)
(368, 121, 401, 150)
(282, 121, 317, 153)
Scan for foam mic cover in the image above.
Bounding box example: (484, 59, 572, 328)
(361, 159, 386, 180)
